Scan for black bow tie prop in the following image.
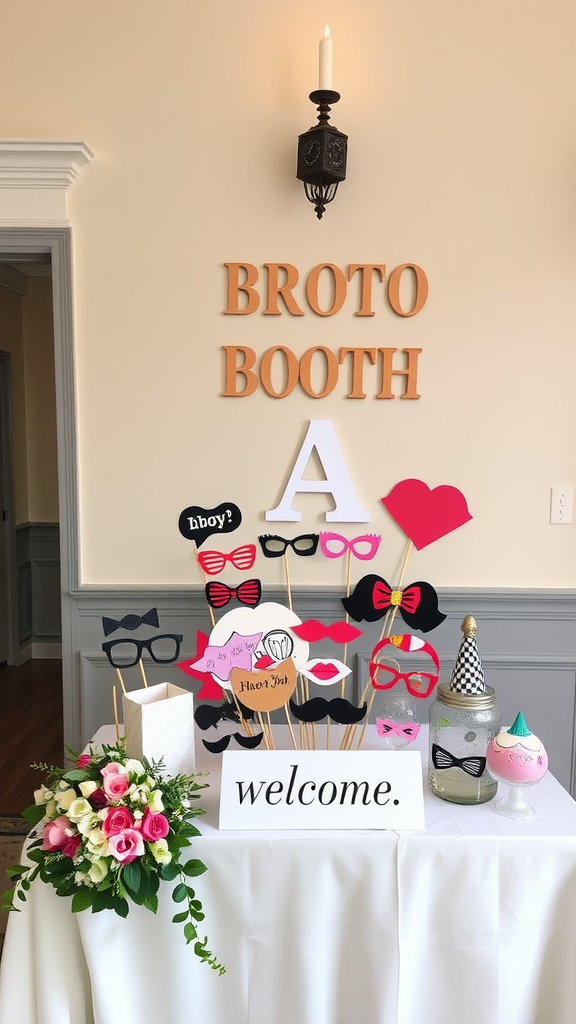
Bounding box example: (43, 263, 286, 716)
(102, 607, 160, 637)
(431, 743, 486, 779)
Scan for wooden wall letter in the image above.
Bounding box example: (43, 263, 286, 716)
(377, 348, 422, 399)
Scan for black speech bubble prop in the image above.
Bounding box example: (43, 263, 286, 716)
(178, 502, 242, 547)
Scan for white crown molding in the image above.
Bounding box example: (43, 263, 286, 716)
(0, 139, 93, 222)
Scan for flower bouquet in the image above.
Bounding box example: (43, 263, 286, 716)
(1, 738, 224, 974)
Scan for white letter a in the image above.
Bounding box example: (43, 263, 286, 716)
(265, 419, 370, 523)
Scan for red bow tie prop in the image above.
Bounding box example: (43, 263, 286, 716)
(205, 579, 262, 610)
(372, 581, 421, 615)
(341, 574, 446, 633)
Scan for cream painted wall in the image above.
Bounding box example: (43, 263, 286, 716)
(0, 0, 574, 586)
(22, 278, 58, 523)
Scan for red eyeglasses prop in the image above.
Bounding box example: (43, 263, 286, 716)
(369, 634, 440, 700)
(197, 544, 256, 576)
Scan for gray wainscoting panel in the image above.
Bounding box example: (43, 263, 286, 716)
(68, 587, 576, 795)
(16, 522, 61, 651)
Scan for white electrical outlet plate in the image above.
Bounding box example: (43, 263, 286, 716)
(550, 487, 573, 525)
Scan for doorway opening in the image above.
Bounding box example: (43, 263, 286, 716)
(0, 252, 60, 665)
(0, 228, 76, 756)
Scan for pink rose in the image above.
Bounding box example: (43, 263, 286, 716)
(108, 829, 145, 864)
(76, 753, 91, 769)
(62, 834, 82, 859)
(101, 806, 134, 837)
(141, 811, 169, 842)
(41, 815, 74, 851)
(100, 762, 127, 777)
(102, 772, 129, 801)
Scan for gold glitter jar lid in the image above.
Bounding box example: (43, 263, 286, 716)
(436, 682, 497, 710)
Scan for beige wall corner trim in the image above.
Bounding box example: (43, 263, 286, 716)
(0, 139, 94, 223)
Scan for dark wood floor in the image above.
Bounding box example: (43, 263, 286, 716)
(0, 660, 64, 815)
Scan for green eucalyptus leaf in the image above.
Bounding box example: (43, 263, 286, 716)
(71, 888, 95, 913)
(184, 922, 198, 944)
(21, 804, 47, 828)
(172, 883, 187, 903)
(113, 897, 129, 919)
(143, 893, 158, 914)
(5, 865, 28, 879)
(63, 769, 91, 782)
(183, 859, 207, 878)
(26, 849, 44, 864)
(159, 862, 179, 881)
(122, 860, 143, 894)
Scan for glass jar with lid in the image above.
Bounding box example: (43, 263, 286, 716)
(428, 615, 500, 805)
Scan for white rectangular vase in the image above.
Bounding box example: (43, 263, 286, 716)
(122, 682, 195, 777)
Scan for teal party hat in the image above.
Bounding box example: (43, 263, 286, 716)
(508, 711, 531, 737)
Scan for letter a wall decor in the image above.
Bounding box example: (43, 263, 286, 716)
(265, 419, 370, 523)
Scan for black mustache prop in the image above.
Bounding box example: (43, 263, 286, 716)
(289, 697, 367, 725)
(194, 701, 255, 731)
(202, 732, 264, 753)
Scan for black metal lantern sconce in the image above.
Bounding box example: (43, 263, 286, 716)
(296, 28, 348, 220)
(297, 91, 348, 220)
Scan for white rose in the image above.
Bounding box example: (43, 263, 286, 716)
(45, 799, 58, 819)
(128, 784, 150, 805)
(125, 759, 145, 779)
(88, 859, 109, 884)
(148, 839, 172, 865)
(85, 828, 109, 857)
(34, 785, 53, 806)
(68, 798, 94, 823)
(78, 780, 98, 798)
(147, 790, 164, 814)
(75, 812, 101, 837)
(56, 788, 77, 812)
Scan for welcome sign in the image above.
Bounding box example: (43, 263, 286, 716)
(219, 749, 425, 830)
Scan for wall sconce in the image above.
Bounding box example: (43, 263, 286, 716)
(296, 28, 348, 220)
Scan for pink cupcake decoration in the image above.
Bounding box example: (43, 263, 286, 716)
(487, 712, 548, 784)
(486, 712, 548, 818)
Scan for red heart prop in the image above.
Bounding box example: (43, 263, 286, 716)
(381, 479, 472, 550)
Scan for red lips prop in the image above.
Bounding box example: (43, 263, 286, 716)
(381, 479, 472, 550)
(291, 620, 363, 644)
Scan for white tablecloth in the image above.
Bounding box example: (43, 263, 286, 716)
(2, 726, 576, 1024)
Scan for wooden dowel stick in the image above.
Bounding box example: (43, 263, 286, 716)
(112, 685, 120, 742)
(138, 659, 148, 688)
(266, 711, 275, 750)
(193, 541, 215, 628)
(115, 667, 126, 694)
(284, 551, 293, 612)
(257, 712, 271, 750)
(284, 704, 298, 749)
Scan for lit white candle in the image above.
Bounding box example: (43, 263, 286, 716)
(319, 25, 333, 90)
